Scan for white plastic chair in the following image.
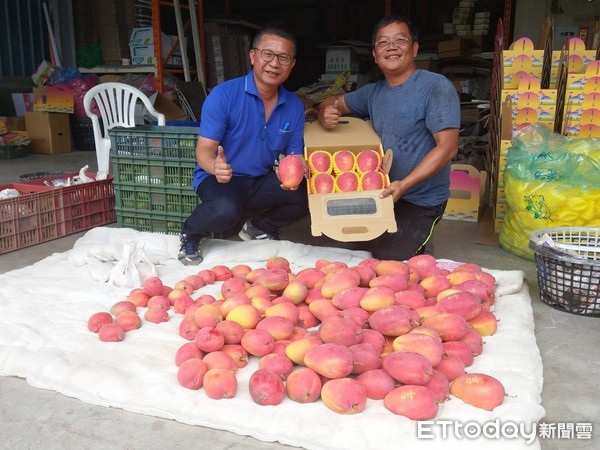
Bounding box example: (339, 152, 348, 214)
(84, 82, 166, 180)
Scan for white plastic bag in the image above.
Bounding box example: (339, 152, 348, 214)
(109, 240, 140, 287)
(85, 252, 113, 283)
(73, 165, 95, 184)
(133, 243, 157, 282)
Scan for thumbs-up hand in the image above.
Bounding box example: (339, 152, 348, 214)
(214, 145, 232, 183)
(319, 98, 342, 129)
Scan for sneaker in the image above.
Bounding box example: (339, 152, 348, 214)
(238, 219, 279, 241)
(178, 234, 203, 265)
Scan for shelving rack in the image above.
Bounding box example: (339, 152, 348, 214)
(151, 0, 206, 93)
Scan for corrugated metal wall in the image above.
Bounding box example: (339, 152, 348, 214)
(0, 0, 49, 77)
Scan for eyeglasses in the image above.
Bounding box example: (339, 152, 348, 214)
(373, 37, 413, 50)
(252, 48, 294, 66)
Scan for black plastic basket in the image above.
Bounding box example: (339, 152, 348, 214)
(70, 118, 97, 152)
(529, 227, 600, 317)
(16, 171, 75, 182)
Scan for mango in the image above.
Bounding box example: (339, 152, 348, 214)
(468, 309, 498, 336)
(423, 369, 450, 403)
(285, 334, 323, 365)
(360, 285, 396, 312)
(278, 154, 305, 189)
(87, 312, 113, 333)
(359, 329, 386, 355)
(221, 344, 249, 369)
(459, 328, 484, 356)
(304, 343, 354, 379)
(422, 312, 470, 342)
(115, 310, 141, 331)
(177, 358, 208, 390)
(374, 260, 410, 277)
(258, 353, 294, 381)
(356, 369, 397, 400)
(203, 368, 238, 399)
(175, 341, 203, 367)
(382, 351, 433, 385)
(321, 378, 366, 414)
(294, 268, 325, 289)
(319, 317, 362, 346)
(384, 385, 439, 420)
(215, 319, 244, 344)
(368, 305, 418, 336)
(394, 290, 426, 309)
(202, 350, 236, 372)
(369, 273, 408, 292)
(286, 367, 322, 403)
(249, 369, 285, 406)
(443, 340, 475, 367)
(349, 343, 382, 374)
(434, 353, 466, 382)
(194, 327, 225, 353)
(450, 373, 505, 411)
(240, 328, 275, 357)
(256, 316, 295, 341)
(392, 333, 444, 367)
(437, 290, 482, 320)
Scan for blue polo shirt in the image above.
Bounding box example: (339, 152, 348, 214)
(192, 71, 305, 191)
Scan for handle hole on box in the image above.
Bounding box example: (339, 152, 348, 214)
(342, 226, 368, 235)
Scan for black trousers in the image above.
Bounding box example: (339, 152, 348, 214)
(182, 171, 309, 240)
(361, 198, 447, 261)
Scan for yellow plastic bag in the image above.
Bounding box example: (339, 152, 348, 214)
(499, 125, 600, 260)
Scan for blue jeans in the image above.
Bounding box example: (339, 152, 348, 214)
(182, 171, 308, 239)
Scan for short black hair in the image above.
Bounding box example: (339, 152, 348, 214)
(371, 14, 418, 45)
(253, 20, 297, 55)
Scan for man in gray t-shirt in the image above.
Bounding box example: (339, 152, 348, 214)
(317, 14, 460, 261)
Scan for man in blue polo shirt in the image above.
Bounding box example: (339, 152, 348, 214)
(179, 21, 308, 265)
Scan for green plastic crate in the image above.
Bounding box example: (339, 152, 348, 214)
(1, 145, 28, 159)
(112, 157, 195, 187)
(108, 125, 198, 159)
(115, 207, 239, 239)
(116, 208, 186, 235)
(114, 183, 199, 215)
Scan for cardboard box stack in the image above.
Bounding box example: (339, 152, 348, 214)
(488, 26, 600, 235)
(491, 37, 557, 233)
(439, 0, 492, 58)
(23, 86, 74, 155)
(98, 0, 135, 64)
(129, 27, 185, 66)
(558, 39, 600, 138)
(204, 20, 254, 89)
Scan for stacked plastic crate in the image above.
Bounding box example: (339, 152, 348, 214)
(109, 125, 199, 234)
(0, 174, 115, 254)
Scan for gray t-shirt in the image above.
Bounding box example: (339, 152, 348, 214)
(344, 70, 460, 206)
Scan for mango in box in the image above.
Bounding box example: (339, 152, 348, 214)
(303, 117, 396, 242)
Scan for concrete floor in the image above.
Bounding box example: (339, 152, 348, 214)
(1, 151, 598, 449)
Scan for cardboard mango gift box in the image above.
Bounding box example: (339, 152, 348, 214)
(303, 117, 396, 242)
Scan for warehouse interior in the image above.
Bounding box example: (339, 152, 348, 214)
(1, 0, 600, 449)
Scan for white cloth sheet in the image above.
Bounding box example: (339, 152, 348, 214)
(0, 227, 545, 449)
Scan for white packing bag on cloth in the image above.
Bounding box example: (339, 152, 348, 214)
(85, 250, 114, 283)
(108, 240, 156, 288)
(133, 242, 157, 281)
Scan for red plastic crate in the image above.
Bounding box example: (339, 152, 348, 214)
(0, 183, 63, 254)
(24, 172, 116, 234)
